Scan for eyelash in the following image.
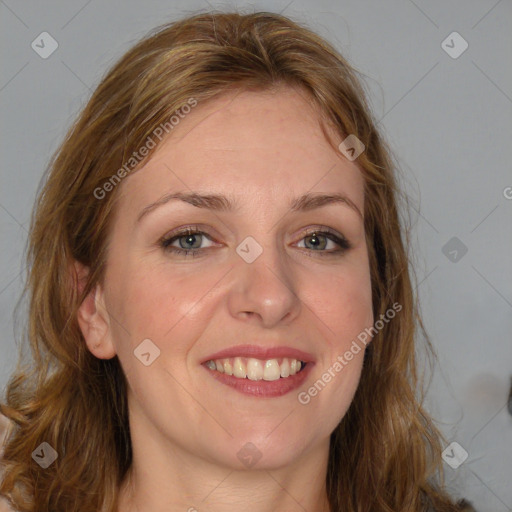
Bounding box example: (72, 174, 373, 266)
(159, 225, 352, 258)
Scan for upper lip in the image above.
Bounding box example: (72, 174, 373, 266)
(202, 344, 315, 364)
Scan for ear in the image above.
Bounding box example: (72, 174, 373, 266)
(74, 261, 116, 360)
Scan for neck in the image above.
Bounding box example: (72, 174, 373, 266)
(119, 463, 331, 512)
(117, 425, 331, 512)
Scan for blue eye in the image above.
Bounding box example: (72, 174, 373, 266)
(159, 226, 351, 258)
(297, 229, 351, 254)
(160, 228, 215, 257)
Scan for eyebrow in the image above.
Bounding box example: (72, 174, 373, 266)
(136, 191, 363, 223)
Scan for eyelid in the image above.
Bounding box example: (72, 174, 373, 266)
(159, 225, 348, 243)
(160, 224, 222, 242)
(159, 225, 219, 248)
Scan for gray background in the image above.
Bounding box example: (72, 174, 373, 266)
(1, 1, 511, 510)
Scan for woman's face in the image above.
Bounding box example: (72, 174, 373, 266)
(80, 87, 374, 470)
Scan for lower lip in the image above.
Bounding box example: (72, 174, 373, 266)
(202, 363, 314, 398)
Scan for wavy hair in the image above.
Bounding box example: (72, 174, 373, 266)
(0, 10, 461, 512)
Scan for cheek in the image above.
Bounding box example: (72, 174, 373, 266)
(301, 258, 374, 351)
(104, 264, 216, 413)
(105, 259, 223, 355)
(298, 254, 372, 426)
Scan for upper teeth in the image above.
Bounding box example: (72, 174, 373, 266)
(205, 357, 304, 381)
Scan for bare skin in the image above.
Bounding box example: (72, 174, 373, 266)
(77, 86, 374, 512)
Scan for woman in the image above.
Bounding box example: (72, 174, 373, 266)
(0, 11, 465, 512)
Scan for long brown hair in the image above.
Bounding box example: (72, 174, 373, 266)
(0, 10, 461, 512)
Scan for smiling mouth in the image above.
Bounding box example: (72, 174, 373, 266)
(204, 357, 306, 381)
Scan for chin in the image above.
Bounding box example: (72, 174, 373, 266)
(210, 430, 318, 471)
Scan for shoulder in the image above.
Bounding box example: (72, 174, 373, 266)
(0, 413, 14, 460)
(0, 498, 14, 512)
(0, 413, 15, 512)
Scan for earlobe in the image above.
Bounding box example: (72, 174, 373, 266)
(74, 261, 116, 360)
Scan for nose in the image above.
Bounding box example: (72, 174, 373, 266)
(227, 241, 301, 328)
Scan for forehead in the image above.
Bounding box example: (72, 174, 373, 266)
(117, 86, 365, 216)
